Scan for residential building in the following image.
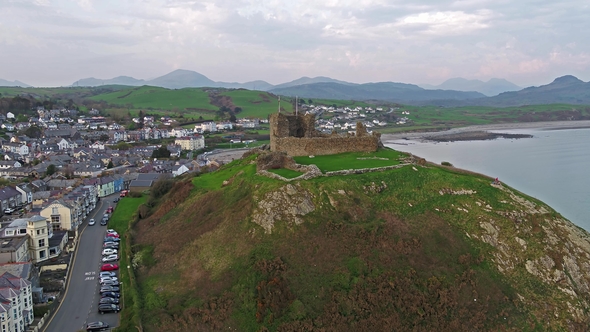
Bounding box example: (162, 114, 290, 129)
(40, 200, 78, 231)
(174, 136, 205, 151)
(0, 187, 22, 212)
(0, 271, 34, 332)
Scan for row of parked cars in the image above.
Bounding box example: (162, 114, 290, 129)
(98, 229, 121, 315)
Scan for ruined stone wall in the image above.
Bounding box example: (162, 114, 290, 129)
(269, 112, 381, 157)
(273, 135, 380, 156)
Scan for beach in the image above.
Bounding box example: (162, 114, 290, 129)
(381, 120, 590, 142)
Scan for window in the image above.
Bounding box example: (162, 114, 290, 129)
(36, 229, 40, 235)
(52, 207, 58, 214)
(38, 239, 45, 247)
(19, 229, 26, 234)
(39, 250, 46, 259)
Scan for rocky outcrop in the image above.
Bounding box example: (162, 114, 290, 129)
(251, 184, 315, 233)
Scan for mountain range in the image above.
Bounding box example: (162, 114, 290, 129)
(2, 70, 590, 106)
(419, 78, 522, 97)
(0, 78, 31, 88)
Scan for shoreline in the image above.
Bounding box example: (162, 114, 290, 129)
(381, 120, 590, 142)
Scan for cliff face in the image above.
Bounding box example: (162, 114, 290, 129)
(132, 156, 590, 331)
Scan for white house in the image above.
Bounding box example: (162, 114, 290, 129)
(0, 272, 35, 332)
(172, 164, 189, 177)
(6, 112, 14, 119)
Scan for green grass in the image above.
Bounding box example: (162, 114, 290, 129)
(294, 148, 404, 172)
(108, 195, 146, 332)
(268, 168, 304, 179)
(91, 86, 218, 111)
(221, 90, 293, 118)
(192, 157, 259, 191)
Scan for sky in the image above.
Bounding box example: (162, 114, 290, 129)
(1, 0, 589, 87)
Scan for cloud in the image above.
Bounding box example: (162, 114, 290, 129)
(0, 0, 589, 86)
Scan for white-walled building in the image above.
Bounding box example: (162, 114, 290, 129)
(0, 271, 34, 332)
(174, 136, 205, 151)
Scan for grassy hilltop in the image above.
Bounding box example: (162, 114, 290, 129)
(124, 149, 590, 331)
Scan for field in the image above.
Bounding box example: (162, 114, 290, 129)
(220, 90, 293, 117)
(293, 148, 404, 172)
(90, 86, 217, 111)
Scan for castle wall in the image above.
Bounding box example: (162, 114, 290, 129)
(273, 136, 379, 157)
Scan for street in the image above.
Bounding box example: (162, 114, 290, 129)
(43, 194, 121, 332)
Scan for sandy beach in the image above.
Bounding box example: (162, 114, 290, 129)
(381, 120, 590, 142)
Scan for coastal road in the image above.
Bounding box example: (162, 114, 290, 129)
(43, 194, 120, 332)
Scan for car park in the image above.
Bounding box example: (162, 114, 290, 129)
(98, 303, 120, 314)
(99, 297, 120, 304)
(102, 248, 118, 255)
(102, 254, 118, 263)
(86, 321, 110, 331)
(88, 218, 95, 226)
(101, 291, 120, 298)
(100, 285, 120, 293)
(101, 263, 119, 271)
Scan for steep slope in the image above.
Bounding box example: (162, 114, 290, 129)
(269, 82, 485, 102)
(130, 152, 590, 331)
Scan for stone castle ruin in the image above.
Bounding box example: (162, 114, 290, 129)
(269, 112, 381, 157)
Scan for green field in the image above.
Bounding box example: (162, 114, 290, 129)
(221, 90, 293, 118)
(294, 148, 404, 172)
(91, 86, 217, 111)
(268, 168, 304, 179)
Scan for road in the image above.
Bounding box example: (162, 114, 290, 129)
(44, 194, 120, 332)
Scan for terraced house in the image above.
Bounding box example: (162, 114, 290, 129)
(0, 272, 34, 332)
(39, 200, 78, 231)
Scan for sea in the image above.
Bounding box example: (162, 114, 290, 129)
(384, 127, 590, 232)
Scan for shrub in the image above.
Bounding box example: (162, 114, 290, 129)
(441, 161, 453, 167)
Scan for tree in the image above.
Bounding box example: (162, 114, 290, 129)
(99, 134, 110, 142)
(308, 99, 313, 104)
(107, 160, 114, 169)
(46, 164, 56, 176)
(229, 113, 237, 123)
(151, 146, 170, 159)
(16, 114, 28, 122)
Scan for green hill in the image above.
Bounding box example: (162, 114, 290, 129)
(124, 149, 590, 331)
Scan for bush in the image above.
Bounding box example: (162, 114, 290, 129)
(128, 191, 142, 198)
(441, 161, 453, 167)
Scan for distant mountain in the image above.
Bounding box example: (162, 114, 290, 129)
(272, 76, 353, 90)
(269, 81, 485, 102)
(73, 76, 146, 87)
(420, 78, 521, 96)
(72, 69, 274, 90)
(0, 78, 31, 87)
(478, 75, 590, 106)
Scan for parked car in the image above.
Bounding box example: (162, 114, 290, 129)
(103, 243, 119, 250)
(98, 303, 120, 314)
(113, 197, 120, 203)
(101, 291, 120, 298)
(99, 271, 116, 278)
(3, 208, 14, 215)
(106, 229, 118, 235)
(105, 233, 120, 238)
(104, 237, 120, 242)
(86, 321, 110, 331)
(100, 219, 107, 226)
(100, 285, 120, 293)
(120, 190, 128, 197)
(101, 263, 119, 271)
(99, 276, 118, 283)
(100, 280, 119, 287)
(102, 254, 118, 263)
(106, 206, 113, 213)
(99, 297, 120, 304)
(102, 248, 118, 256)
(88, 218, 95, 226)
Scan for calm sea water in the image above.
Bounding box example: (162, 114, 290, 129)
(384, 128, 590, 231)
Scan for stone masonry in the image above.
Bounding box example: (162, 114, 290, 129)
(269, 112, 381, 157)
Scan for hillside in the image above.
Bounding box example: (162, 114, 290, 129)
(420, 78, 522, 97)
(127, 150, 590, 331)
(269, 82, 486, 102)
